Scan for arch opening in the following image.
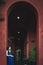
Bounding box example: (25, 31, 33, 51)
(7, 1, 38, 65)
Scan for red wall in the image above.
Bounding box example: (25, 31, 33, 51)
(29, 33, 37, 54)
(26, 32, 37, 59)
(0, 0, 43, 65)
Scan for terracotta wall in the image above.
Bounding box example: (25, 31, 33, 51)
(26, 32, 37, 59)
(0, 8, 7, 65)
(0, 0, 43, 65)
(29, 32, 37, 54)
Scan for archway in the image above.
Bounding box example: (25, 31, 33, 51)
(7, 1, 38, 65)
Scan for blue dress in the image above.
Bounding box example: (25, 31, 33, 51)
(7, 50, 14, 65)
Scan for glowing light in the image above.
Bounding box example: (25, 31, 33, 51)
(18, 32, 20, 34)
(17, 16, 20, 19)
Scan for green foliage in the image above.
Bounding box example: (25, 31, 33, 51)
(30, 46, 37, 62)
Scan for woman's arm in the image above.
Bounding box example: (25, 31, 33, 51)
(6, 50, 14, 57)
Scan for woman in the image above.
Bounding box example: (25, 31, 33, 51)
(6, 46, 14, 65)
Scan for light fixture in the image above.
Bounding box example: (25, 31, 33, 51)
(17, 16, 20, 19)
(17, 32, 20, 34)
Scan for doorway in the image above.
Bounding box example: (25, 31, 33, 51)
(7, 1, 38, 65)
